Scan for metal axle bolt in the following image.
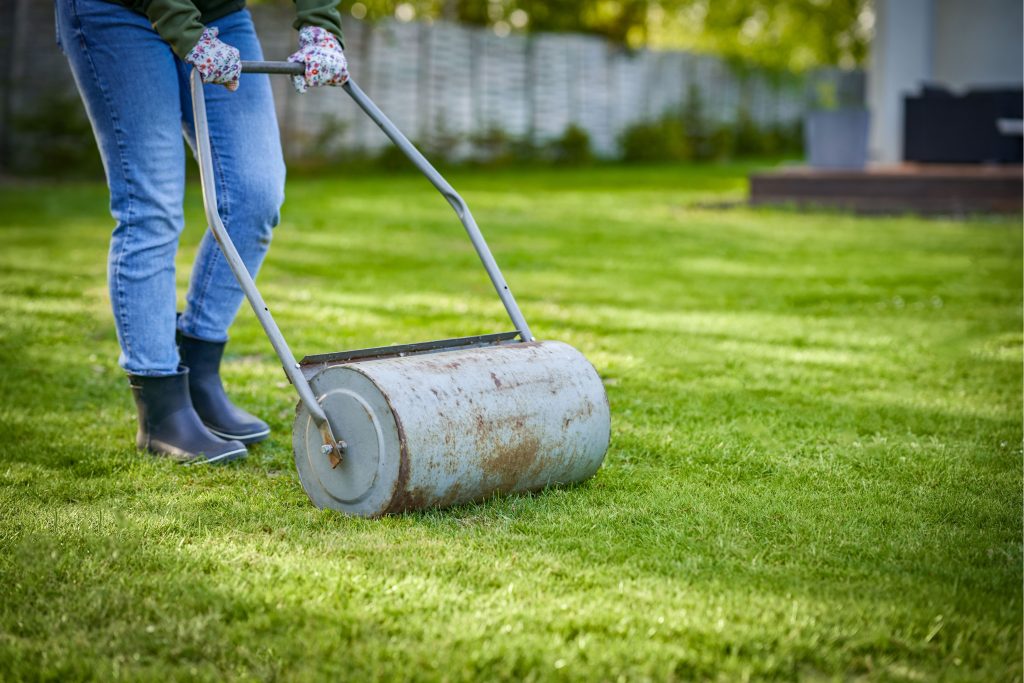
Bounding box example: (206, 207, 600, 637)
(322, 442, 343, 469)
(321, 441, 348, 454)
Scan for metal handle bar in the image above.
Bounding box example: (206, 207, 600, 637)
(239, 61, 533, 342)
(241, 61, 304, 75)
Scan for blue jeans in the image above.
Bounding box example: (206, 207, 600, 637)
(56, 0, 286, 375)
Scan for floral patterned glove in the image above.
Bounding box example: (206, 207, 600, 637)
(287, 26, 349, 94)
(186, 27, 241, 92)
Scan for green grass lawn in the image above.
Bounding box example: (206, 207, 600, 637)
(0, 164, 1020, 681)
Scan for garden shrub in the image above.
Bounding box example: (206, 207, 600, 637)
(9, 94, 102, 177)
(619, 116, 690, 162)
(551, 124, 593, 166)
(734, 110, 766, 156)
(681, 84, 713, 160)
(470, 126, 521, 166)
(708, 125, 737, 160)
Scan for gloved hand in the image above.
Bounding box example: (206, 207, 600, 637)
(186, 27, 241, 91)
(287, 26, 349, 94)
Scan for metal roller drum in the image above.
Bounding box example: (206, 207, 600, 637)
(293, 341, 610, 517)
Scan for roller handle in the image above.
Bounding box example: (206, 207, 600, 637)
(241, 60, 305, 75)
(193, 58, 534, 465)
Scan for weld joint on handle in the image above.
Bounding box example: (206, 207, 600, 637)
(443, 192, 468, 219)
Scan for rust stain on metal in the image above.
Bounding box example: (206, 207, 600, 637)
(563, 397, 595, 427)
(389, 486, 430, 512)
(479, 432, 542, 493)
(378, 384, 413, 518)
(435, 482, 464, 508)
(391, 481, 466, 513)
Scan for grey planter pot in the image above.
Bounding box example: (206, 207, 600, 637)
(805, 109, 870, 169)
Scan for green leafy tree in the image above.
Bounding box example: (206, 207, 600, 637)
(656, 0, 873, 71)
(315, 0, 872, 70)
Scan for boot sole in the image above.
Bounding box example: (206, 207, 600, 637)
(187, 446, 249, 465)
(206, 424, 271, 445)
(142, 443, 248, 465)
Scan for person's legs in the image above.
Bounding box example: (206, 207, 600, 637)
(56, 0, 246, 462)
(56, 0, 185, 376)
(178, 8, 286, 343)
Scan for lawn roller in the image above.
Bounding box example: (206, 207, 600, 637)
(189, 63, 610, 517)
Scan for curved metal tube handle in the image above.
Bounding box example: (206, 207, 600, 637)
(189, 69, 345, 466)
(239, 61, 534, 342)
(191, 63, 535, 465)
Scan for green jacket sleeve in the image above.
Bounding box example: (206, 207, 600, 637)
(143, 0, 345, 60)
(294, 0, 345, 48)
(144, 0, 206, 60)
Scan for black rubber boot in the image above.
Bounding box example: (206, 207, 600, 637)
(129, 369, 247, 464)
(178, 333, 270, 444)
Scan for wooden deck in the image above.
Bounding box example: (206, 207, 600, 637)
(749, 164, 1023, 215)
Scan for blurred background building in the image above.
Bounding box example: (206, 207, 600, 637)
(751, 0, 1022, 214)
(869, 0, 1022, 164)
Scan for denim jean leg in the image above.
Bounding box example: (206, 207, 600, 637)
(55, 0, 186, 375)
(178, 9, 286, 343)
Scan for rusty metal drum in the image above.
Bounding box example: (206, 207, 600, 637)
(292, 340, 610, 517)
